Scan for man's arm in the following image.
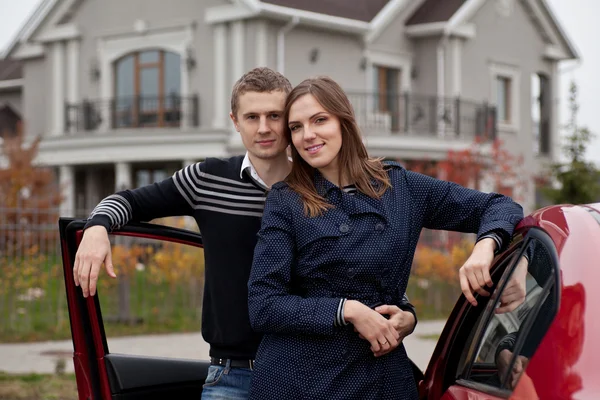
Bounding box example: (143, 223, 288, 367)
(75, 163, 203, 297)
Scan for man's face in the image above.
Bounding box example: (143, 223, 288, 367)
(230, 90, 289, 161)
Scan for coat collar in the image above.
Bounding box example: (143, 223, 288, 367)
(313, 169, 388, 221)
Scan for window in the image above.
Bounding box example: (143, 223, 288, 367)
(374, 66, 401, 132)
(496, 76, 511, 123)
(490, 63, 520, 131)
(114, 50, 182, 128)
(457, 232, 559, 395)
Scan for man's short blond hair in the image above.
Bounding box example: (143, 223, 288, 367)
(231, 67, 293, 118)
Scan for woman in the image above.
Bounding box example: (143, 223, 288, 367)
(247, 77, 523, 399)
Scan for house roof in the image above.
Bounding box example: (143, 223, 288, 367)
(260, 0, 390, 22)
(406, 0, 466, 25)
(0, 59, 23, 81)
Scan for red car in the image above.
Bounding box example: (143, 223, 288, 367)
(59, 203, 600, 399)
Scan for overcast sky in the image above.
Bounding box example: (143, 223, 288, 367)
(0, 0, 598, 164)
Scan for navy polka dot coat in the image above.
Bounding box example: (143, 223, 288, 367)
(248, 163, 524, 400)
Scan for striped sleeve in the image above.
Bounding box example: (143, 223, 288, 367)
(84, 166, 199, 232)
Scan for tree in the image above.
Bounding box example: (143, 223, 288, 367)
(0, 122, 62, 254)
(541, 81, 600, 205)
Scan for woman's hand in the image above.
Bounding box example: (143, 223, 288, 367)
(459, 238, 496, 306)
(344, 300, 400, 356)
(372, 305, 415, 357)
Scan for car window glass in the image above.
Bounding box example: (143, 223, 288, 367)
(98, 221, 205, 358)
(466, 237, 557, 392)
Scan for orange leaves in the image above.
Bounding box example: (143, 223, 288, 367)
(412, 239, 474, 282)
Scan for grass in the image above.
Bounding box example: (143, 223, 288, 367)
(0, 372, 77, 400)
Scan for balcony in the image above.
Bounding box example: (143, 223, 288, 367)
(347, 93, 496, 141)
(65, 95, 200, 132)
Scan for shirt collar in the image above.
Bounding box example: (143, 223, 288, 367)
(240, 152, 269, 189)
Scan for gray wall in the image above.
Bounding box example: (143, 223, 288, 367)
(411, 37, 439, 96)
(280, 26, 366, 90)
(22, 59, 48, 138)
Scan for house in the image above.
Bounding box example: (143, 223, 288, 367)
(0, 0, 578, 216)
(0, 59, 23, 138)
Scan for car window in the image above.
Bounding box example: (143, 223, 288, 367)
(458, 232, 558, 394)
(97, 223, 205, 358)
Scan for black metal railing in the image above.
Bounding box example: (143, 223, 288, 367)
(347, 92, 496, 140)
(65, 95, 200, 132)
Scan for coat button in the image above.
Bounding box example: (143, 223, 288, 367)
(347, 268, 356, 278)
(339, 223, 350, 233)
(375, 223, 385, 232)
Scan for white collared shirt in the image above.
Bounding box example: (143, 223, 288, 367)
(240, 152, 269, 189)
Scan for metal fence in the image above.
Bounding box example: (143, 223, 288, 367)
(64, 95, 200, 132)
(0, 207, 204, 343)
(0, 206, 464, 343)
(347, 92, 497, 140)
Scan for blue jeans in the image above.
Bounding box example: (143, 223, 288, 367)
(201, 361, 252, 400)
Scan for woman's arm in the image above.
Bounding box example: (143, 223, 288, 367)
(247, 188, 342, 336)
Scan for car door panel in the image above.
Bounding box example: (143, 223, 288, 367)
(441, 384, 505, 400)
(59, 218, 209, 399)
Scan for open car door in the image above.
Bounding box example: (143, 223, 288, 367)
(59, 218, 210, 400)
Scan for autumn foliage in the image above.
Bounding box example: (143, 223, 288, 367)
(0, 123, 62, 253)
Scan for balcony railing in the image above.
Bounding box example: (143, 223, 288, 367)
(65, 95, 200, 132)
(347, 92, 496, 140)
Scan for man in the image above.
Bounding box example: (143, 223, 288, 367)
(73, 67, 417, 399)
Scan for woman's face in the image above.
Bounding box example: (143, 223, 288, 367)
(288, 94, 343, 179)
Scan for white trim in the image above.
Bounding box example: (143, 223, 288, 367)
(66, 39, 79, 134)
(213, 23, 228, 128)
(405, 22, 476, 39)
(446, 0, 486, 31)
(364, 50, 412, 91)
(0, 79, 24, 90)
(276, 17, 299, 74)
(489, 62, 521, 132)
(259, 3, 369, 34)
(538, 0, 579, 59)
(204, 4, 258, 25)
(97, 26, 193, 131)
(231, 20, 245, 86)
(549, 62, 560, 162)
(255, 20, 268, 67)
(35, 24, 81, 42)
(52, 42, 65, 136)
(452, 38, 462, 96)
(544, 45, 569, 61)
(66, 40, 79, 103)
(365, 0, 412, 43)
(10, 42, 45, 59)
(59, 164, 75, 217)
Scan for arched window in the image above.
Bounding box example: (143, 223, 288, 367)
(113, 49, 181, 128)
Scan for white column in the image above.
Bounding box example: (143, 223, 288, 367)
(66, 39, 80, 134)
(255, 20, 268, 67)
(451, 38, 462, 97)
(213, 23, 228, 129)
(231, 21, 245, 85)
(59, 165, 75, 217)
(550, 62, 560, 162)
(115, 162, 132, 191)
(52, 42, 66, 136)
(85, 169, 101, 211)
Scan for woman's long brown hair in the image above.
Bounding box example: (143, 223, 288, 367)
(284, 76, 391, 217)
